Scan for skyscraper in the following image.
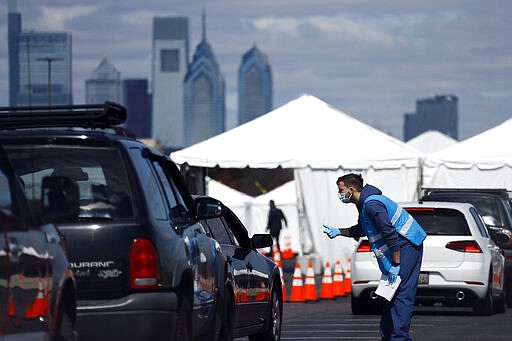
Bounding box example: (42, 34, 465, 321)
(8, 0, 21, 106)
(183, 12, 225, 147)
(238, 45, 272, 125)
(8, 0, 72, 106)
(403, 95, 458, 141)
(85, 58, 121, 104)
(151, 17, 189, 148)
(123, 78, 151, 138)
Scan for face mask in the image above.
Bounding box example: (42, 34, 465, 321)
(338, 191, 352, 204)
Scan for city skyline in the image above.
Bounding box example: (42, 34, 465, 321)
(1, 0, 511, 140)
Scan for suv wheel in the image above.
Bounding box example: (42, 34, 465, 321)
(175, 296, 192, 341)
(53, 304, 75, 341)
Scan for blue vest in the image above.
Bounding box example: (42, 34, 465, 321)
(360, 195, 426, 273)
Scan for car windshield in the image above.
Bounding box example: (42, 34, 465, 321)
(405, 207, 470, 236)
(5, 145, 134, 221)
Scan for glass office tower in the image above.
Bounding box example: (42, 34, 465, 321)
(8, 0, 72, 106)
(238, 45, 273, 125)
(17, 32, 73, 106)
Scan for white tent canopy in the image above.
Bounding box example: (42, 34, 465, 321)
(423, 118, 512, 189)
(172, 94, 422, 269)
(406, 130, 457, 154)
(171, 94, 420, 170)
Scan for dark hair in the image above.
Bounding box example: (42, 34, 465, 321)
(269, 200, 275, 208)
(336, 173, 363, 191)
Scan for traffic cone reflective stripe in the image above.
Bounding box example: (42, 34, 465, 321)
(281, 234, 294, 260)
(344, 258, 352, 294)
(304, 261, 318, 302)
(320, 261, 334, 299)
(273, 246, 282, 264)
(289, 263, 305, 303)
(333, 260, 345, 297)
(271, 238, 280, 259)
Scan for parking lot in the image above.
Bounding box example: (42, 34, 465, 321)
(235, 295, 511, 341)
(235, 257, 511, 340)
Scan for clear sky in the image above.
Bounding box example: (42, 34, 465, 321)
(1, 0, 511, 140)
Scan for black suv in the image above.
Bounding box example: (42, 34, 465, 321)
(421, 188, 512, 307)
(0, 144, 77, 340)
(0, 103, 226, 341)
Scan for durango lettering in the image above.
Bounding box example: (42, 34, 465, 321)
(70, 261, 115, 269)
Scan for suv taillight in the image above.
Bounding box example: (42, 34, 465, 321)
(357, 240, 371, 252)
(446, 240, 482, 253)
(130, 238, 160, 289)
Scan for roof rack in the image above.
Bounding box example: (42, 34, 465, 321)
(0, 101, 127, 130)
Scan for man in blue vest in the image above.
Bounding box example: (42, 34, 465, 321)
(323, 173, 426, 341)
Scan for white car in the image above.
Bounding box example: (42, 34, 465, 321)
(350, 201, 508, 315)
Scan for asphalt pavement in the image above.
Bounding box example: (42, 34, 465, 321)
(236, 257, 512, 340)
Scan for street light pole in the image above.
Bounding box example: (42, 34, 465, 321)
(36, 57, 62, 106)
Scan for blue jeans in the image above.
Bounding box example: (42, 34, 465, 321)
(380, 241, 423, 341)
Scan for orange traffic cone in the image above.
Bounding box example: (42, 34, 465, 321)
(333, 260, 345, 297)
(320, 261, 335, 299)
(289, 262, 305, 303)
(25, 278, 48, 318)
(344, 258, 352, 294)
(281, 234, 294, 260)
(8, 295, 15, 316)
(304, 261, 318, 302)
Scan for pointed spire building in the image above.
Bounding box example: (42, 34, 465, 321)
(183, 11, 226, 146)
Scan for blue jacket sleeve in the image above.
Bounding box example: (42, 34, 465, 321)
(364, 200, 400, 252)
(348, 223, 364, 239)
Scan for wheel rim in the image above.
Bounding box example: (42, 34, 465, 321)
(271, 291, 282, 340)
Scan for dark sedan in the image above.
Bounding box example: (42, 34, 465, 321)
(194, 196, 283, 341)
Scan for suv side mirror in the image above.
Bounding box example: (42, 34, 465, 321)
(41, 175, 79, 223)
(251, 234, 273, 249)
(194, 197, 222, 220)
(488, 226, 512, 246)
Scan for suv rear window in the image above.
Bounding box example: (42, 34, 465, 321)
(423, 194, 503, 226)
(6, 146, 134, 221)
(405, 207, 470, 236)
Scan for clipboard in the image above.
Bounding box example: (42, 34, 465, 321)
(375, 274, 401, 301)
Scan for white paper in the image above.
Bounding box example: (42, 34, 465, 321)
(375, 274, 401, 301)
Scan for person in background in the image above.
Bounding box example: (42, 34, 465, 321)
(323, 173, 426, 341)
(266, 199, 287, 253)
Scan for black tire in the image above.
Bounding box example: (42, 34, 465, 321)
(493, 291, 506, 314)
(175, 296, 192, 341)
(53, 305, 75, 341)
(218, 289, 234, 341)
(351, 293, 381, 315)
(248, 286, 282, 341)
(473, 285, 493, 316)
